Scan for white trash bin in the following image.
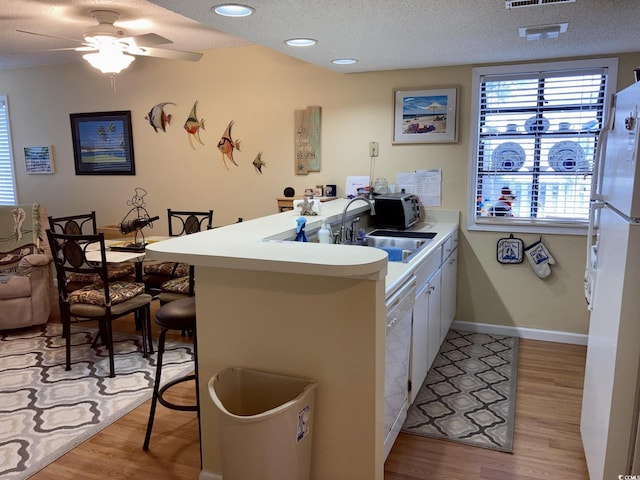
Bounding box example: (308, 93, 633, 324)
(208, 367, 317, 480)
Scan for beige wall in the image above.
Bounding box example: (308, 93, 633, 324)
(2, 46, 639, 335)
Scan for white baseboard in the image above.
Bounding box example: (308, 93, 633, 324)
(199, 471, 222, 480)
(451, 320, 588, 346)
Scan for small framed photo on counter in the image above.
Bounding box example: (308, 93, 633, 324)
(24, 146, 54, 174)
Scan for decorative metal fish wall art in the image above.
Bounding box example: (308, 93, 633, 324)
(145, 102, 176, 133)
(252, 152, 266, 174)
(184, 101, 205, 149)
(217, 120, 241, 169)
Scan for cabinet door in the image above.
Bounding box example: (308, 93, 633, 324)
(427, 268, 442, 367)
(410, 283, 430, 403)
(441, 248, 458, 339)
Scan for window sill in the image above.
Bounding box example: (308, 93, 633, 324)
(467, 219, 588, 236)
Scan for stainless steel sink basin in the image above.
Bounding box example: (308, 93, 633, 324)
(363, 236, 428, 251)
(362, 230, 436, 262)
(367, 229, 436, 240)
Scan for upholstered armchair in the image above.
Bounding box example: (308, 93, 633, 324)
(0, 203, 54, 330)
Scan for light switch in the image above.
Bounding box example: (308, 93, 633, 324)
(369, 141, 379, 157)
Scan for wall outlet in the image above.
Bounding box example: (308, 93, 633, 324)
(369, 141, 379, 157)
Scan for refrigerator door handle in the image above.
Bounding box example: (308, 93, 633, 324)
(591, 96, 616, 201)
(585, 200, 605, 310)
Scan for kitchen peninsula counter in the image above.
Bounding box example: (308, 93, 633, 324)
(146, 199, 458, 480)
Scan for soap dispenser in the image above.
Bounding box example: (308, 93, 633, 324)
(318, 220, 332, 244)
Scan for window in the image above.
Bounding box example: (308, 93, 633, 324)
(0, 96, 17, 205)
(468, 58, 618, 234)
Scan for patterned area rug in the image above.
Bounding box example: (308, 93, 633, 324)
(0, 323, 194, 480)
(402, 329, 518, 452)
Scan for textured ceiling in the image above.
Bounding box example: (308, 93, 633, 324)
(1, 0, 639, 73)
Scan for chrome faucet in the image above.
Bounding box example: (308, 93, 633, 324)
(340, 197, 376, 244)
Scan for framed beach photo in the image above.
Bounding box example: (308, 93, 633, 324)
(70, 111, 135, 175)
(393, 86, 459, 144)
(24, 145, 54, 174)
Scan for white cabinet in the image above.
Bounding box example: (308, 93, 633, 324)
(426, 268, 442, 368)
(441, 247, 457, 341)
(409, 228, 457, 400)
(409, 248, 441, 402)
(410, 282, 429, 403)
(440, 229, 458, 342)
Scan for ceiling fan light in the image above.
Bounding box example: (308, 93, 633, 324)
(83, 48, 135, 74)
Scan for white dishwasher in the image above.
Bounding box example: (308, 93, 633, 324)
(383, 276, 416, 460)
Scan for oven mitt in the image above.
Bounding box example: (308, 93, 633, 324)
(524, 239, 555, 279)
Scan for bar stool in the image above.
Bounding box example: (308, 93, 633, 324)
(143, 296, 199, 450)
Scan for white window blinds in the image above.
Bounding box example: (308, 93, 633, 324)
(469, 59, 618, 233)
(0, 96, 17, 205)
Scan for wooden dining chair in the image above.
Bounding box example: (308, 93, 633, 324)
(144, 209, 213, 302)
(46, 230, 154, 378)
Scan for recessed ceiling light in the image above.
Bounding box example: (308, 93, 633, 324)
(212, 4, 254, 17)
(331, 58, 358, 65)
(285, 38, 318, 47)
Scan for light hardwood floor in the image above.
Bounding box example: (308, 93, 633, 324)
(32, 306, 589, 479)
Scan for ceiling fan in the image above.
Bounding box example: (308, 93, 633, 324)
(17, 9, 203, 74)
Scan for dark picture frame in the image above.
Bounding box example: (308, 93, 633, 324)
(393, 86, 459, 144)
(70, 111, 135, 175)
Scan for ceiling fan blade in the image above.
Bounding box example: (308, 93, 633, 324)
(127, 33, 173, 47)
(19, 47, 88, 53)
(132, 46, 203, 62)
(16, 29, 83, 45)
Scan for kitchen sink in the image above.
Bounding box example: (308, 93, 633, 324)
(362, 230, 436, 262)
(363, 236, 428, 251)
(367, 229, 436, 240)
(271, 228, 435, 263)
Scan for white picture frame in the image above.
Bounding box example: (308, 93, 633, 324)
(393, 86, 459, 144)
(24, 145, 54, 174)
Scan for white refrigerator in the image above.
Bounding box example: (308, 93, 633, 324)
(582, 80, 640, 479)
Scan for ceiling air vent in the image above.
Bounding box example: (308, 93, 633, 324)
(506, 0, 575, 8)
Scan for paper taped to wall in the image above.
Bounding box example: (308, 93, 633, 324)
(396, 169, 441, 206)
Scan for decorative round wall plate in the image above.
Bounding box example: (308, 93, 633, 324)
(525, 116, 550, 133)
(491, 142, 525, 171)
(548, 141, 587, 172)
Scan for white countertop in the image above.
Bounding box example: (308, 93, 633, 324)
(145, 198, 459, 290)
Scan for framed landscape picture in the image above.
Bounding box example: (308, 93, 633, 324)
(70, 111, 135, 175)
(393, 86, 459, 144)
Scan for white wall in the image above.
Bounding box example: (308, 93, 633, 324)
(2, 46, 638, 334)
